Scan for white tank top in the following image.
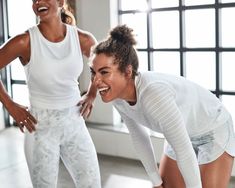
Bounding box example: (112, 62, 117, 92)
(25, 25, 83, 109)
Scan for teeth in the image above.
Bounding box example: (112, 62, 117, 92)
(38, 7, 48, 11)
(98, 87, 109, 92)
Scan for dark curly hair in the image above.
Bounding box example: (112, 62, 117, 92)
(93, 25, 139, 79)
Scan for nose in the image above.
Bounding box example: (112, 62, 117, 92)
(93, 74, 102, 86)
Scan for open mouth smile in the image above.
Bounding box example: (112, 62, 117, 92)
(37, 6, 48, 13)
(98, 87, 110, 95)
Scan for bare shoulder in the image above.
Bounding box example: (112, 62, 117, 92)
(12, 31, 30, 64)
(2, 31, 30, 49)
(77, 28, 97, 45)
(76, 27, 97, 58)
(14, 31, 30, 48)
(0, 31, 30, 67)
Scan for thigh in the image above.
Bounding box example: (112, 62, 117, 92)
(159, 154, 186, 188)
(200, 152, 234, 188)
(30, 128, 61, 188)
(57, 159, 76, 188)
(61, 117, 101, 188)
(24, 131, 35, 176)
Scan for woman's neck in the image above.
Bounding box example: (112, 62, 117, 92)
(38, 20, 66, 42)
(124, 79, 137, 105)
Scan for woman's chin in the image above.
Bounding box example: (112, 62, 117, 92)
(100, 96, 112, 103)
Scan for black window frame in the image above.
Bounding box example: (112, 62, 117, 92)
(0, 0, 11, 127)
(118, 0, 235, 99)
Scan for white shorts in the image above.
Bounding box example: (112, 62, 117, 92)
(165, 117, 235, 164)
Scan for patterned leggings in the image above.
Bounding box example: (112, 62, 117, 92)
(24, 106, 101, 188)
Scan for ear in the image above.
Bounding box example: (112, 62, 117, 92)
(58, 0, 65, 8)
(125, 65, 133, 79)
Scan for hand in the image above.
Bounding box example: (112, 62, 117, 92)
(78, 92, 95, 119)
(6, 102, 37, 133)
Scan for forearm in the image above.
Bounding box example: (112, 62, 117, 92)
(0, 80, 14, 109)
(120, 113, 162, 186)
(0, 79, 37, 132)
(79, 81, 97, 118)
(86, 81, 97, 99)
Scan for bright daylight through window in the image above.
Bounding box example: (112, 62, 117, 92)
(118, 0, 235, 130)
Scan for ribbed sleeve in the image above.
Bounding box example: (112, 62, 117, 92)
(118, 111, 163, 187)
(141, 84, 202, 188)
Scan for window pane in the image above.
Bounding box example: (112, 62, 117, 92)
(221, 7, 235, 48)
(153, 52, 180, 76)
(185, 9, 215, 48)
(120, 13, 147, 48)
(11, 59, 26, 80)
(10, 84, 29, 125)
(151, 0, 179, 8)
(222, 95, 235, 131)
(137, 51, 148, 71)
(185, 52, 215, 90)
(120, 0, 148, 11)
(221, 52, 235, 91)
(184, 0, 215, 6)
(152, 11, 179, 49)
(12, 84, 29, 106)
(7, 0, 35, 36)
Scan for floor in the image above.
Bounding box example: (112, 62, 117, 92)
(0, 127, 235, 188)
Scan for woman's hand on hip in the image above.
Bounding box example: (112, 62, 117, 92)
(7, 102, 37, 133)
(78, 92, 95, 119)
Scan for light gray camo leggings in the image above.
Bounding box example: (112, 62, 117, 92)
(24, 106, 101, 188)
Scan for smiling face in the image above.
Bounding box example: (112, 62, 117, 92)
(32, 0, 63, 21)
(90, 53, 136, 103)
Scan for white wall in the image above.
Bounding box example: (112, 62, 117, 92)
(75, 0, 118, 41)
(76, 0, 120, 124)
(88, 126, 165, 162)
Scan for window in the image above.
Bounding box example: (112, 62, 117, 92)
(0, 0, 9, 128)
(118, 0, 235, 127)
(7, 0, 35, 125)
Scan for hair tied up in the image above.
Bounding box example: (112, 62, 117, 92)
(109, 24, 137, 46)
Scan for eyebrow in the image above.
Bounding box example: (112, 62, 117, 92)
(90, 66, 111, 72)
(98, 67, 111, 71)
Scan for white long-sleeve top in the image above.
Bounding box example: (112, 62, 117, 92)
(113, 72, 230, 188)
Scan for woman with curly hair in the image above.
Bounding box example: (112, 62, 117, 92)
(90, 24, 235, 188)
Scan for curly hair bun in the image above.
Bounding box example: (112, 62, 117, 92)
(109, 25, 137, 45)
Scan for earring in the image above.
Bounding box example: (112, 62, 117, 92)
(61, 7, 65, 13)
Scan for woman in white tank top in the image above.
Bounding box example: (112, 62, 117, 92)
(0, 0, 101, 187)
